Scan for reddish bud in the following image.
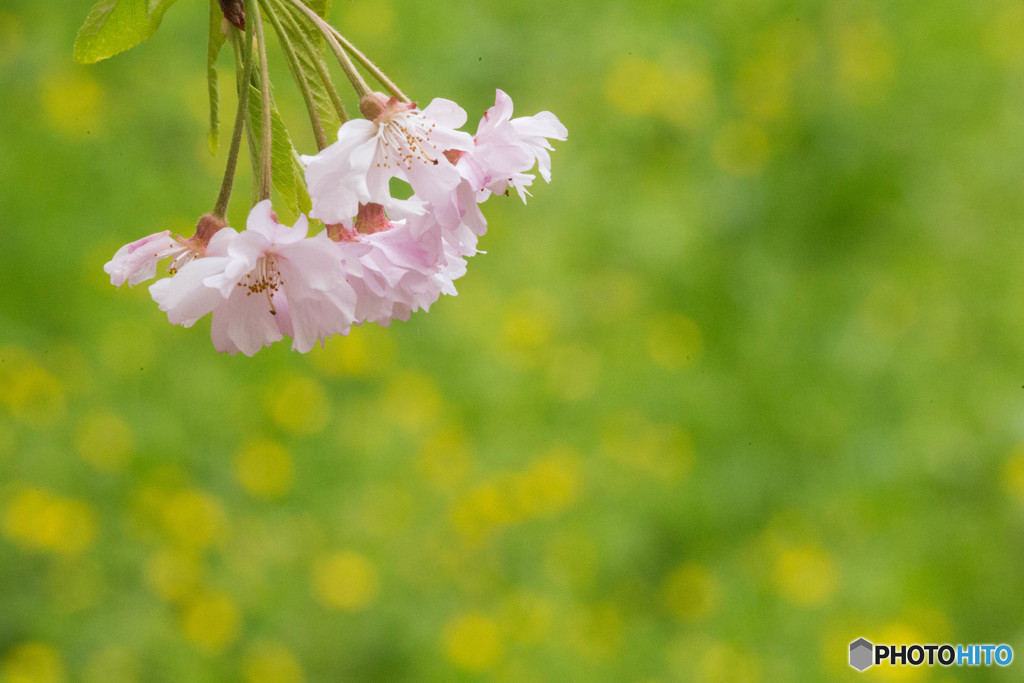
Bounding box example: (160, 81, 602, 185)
(358, 92, 390, 121)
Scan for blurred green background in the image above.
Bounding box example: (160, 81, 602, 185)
(2, 0, 1024, 680)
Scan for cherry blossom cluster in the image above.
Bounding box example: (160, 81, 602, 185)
(105, 90, 566, 355)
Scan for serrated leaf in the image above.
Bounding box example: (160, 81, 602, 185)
(74, 0, 180, 64)
(246, 85, 311, 218)
(277, 0, 340, 135)
(207, 0, 228, 154)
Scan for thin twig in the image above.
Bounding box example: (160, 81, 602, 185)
(259, 0, 327, 150)
(284, 0, 371, 98)
(213, 26, 256, 219)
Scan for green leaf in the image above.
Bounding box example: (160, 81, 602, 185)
(246, 85, 311, 218)
(207, 0, 228, 155)
(74, 0, 180, 64)
(278, 0, 340, 135)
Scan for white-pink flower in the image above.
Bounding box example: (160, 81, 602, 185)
(104, 230, 201, 287)
(150, 201, 358, 356)
(337, 203, 460, 326)
(457, 89, 568, 200)
(302, 93, 474, 225)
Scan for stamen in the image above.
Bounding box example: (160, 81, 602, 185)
(379, 112, 441, 170)
(237, 255, 283, 315)
(167, 245, 200, 276)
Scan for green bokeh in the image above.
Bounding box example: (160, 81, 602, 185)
(2, 0, 1024, 680)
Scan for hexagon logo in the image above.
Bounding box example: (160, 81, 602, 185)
(849, 638, 873, 671)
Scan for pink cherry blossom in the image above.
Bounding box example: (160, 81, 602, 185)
(338, 203, 461, 326)
(104, 230, 203, 287)
(302, 94, 474, 224)
(150, 201, 358, 356)
(457, 89, 568, 200)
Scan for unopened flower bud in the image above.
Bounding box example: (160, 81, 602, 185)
(358, 92, 391, 121)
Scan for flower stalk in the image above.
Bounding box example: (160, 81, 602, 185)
(271, 0, 348, 123)
(258, 0, 327, 150)
(319, 21, 409, 102)
(284, 0, 371, 99)
(213, 25, 255, 219)
(248, 0, 274, 202)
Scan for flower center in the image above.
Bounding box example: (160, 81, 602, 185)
(238, 255, 283, 315)
(167, 244, 203, 275)
(378, 113, 441, 171)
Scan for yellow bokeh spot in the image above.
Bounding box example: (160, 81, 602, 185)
(2, 642, 65, 683)
(2, 488, 96, 554)
(241, 641, 304, 683)
(74, 411, 134, 472)
(417, 426, 473, 491)
(379, 372, 444, 434)
(1002, 447, 1024, 503)
(0, 346, 66, 427)
(662, 563, 720, 620)
(264, 375, 330, 435)
(443, 612, 502, 673)
(568, 603, 623, 660)
(773, 544, 838, 607)
(517, 450, 582, 518)
(734, 22, 816, 123)
(735, 55, 793, 122)
(450, 452, 579, 543)
(497, 290, 559, 368)
(181, 591, 241, 653)
(697, 641, 761, 683)
(602, 412, 695, 482)
(644, 313, 703, 370)
(160, 489, 227, 549)
(309, 326, 394, 377)
(543, 344, 601, 402)
(0, 345, 34, 393)
(604, 52, 714, 129)
(42, 70, 104, 138)
(986, 3, 1024, 67)
(311, 333, 369, 376)
(234, 440, 294, 499)
(0, 11, 25, 68)
(82, 646, 140, 683)
(451, 488, 505, 544)
(712, 120, 771, 177)
(312, 551, 379, 611)
(144, 547, 202, 602)
(500, 312, 554, 360)
(337, 0, 394, 39)
(834, 17, 894, 105)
